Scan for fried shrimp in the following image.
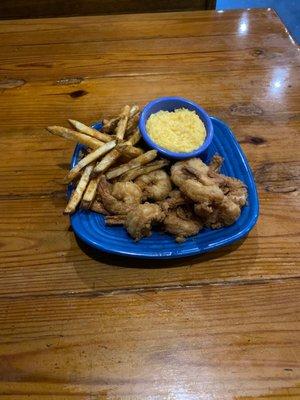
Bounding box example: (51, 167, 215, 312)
(171, 158, 217, 188)
(170, 160, 195, 187)
(159, 190, 187, 213)
(98, 176, 142, 215)
(194, 197, 241, 228)
(164, 206, 202, 242)
(124, 203, 165, 241)
(218, 176, 247, 207)
(180, 179, 224, 203)
(111, 181, 142, 204)
(135, 170, 172, 201)
(208, 154, 223, 173)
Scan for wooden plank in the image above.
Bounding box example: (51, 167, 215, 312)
(0, 120, 299, 197)
(0, 191, 298, 297)
(0, 0, 214, 20)
(0, 69, 299, 131)
(0, 280, 299, 399)
(0, 9, 287, 46)
(0, 34, 298, 82)
(0, 10, 299, 399)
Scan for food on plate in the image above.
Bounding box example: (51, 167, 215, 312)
(68, 119, 112, 143)
(47, 125, 103, 149)
(135, 170, 172, 201)
(81, 175, 101, 209)
(106, 149, 157, 180)
(146, 108, 206, 153)
(98, 176, 142, 215)
(164, 206, 203, 243)
(65, 140, 116, 183)
(116, 105, 131, 140)
(47, 103, 248, 243)
(90, 199, 109, 215)
(64, 164, 94, 214)
(125, 203, 165, 241)
(120, 159, 169, 182)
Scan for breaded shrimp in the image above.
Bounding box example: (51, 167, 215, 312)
(111, 181, 142, 204)
(125, 203, 165, 241)
(159, 190, 187, 213)
(164, 206, 202, 242)
(98, 176, 142, 215)
(195, 197, 241, 229)
(219, 177, 247, 207)
(170, 160, 196, 187)
(180, 179, 224, 203)
(208, 154, 223, 173)
(135, 170, 172, 201)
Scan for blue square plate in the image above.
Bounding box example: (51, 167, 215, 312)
(68, 117, 259, 259)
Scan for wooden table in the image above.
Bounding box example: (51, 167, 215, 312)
(0, 9, 299, 399)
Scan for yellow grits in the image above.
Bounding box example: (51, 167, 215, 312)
(146, 108, 206, 153)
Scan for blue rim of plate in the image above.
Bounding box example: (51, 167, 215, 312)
(68, 116, 259, 259)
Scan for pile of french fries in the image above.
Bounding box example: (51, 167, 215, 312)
(46, 105, 168, 215)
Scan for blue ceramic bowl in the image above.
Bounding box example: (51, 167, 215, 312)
(139, 96, 214, 159)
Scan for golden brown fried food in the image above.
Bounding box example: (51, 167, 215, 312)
(159, 190, 188, 213)
(195, 197, 241, 229)
(124, 203, 165, 241)
(46, 126, 103, 149)
(171, 160, 196, 187)
(102, 117, 120, 133)
(64, 140, 116, 183)
(68, 119, 112, 143)
(81, 175, 101, 209)
(126, 128, 141, 146)
(180, 179, 224, 203)
(125, 113, 140, 136)
(119, 160, 169, 182)
(217, 176, 247, 207)
(208, 154, 223, 173)
(64, 164, 94, 214)
(98, 176, 142, 215)
(116, 105, 131, 140)
(90, 199, 110, 215)
(106, 150, 157, 180)
(135, 170, 172, 201)
(112, 181, 142, 205)
(164, 206, 203, 242)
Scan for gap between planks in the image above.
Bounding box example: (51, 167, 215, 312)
(0, 276, 299, 301)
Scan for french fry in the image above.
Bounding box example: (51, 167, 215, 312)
(64, 140, 116, 183)
(116, 105, 130, 140)
(118, 145, 144, 160)
(120, 159, 169, 181)
(102, 117, 120, 133)
(64, 164, 94, 214)
(68, 119, 112, 143)
(106, 150, 157, 180)
(90, 200, 110, 215)
(101, 105, 139, 134)
(47, 126, 103, 149)
(126, 128, 141, 146)
(129, 104, 139, 117)
(93, 148, 121, 175)
(125, 113, 140, 136)
(81, 175, 101, 209)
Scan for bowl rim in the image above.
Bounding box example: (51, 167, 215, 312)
(139, 96, 214, 159)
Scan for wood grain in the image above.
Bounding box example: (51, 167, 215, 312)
(0, 0, 215, 20)
(0, 9, 299, 400)
(0, 280, 299, 399)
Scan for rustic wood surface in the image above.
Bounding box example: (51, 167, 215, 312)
(0, 0, 215, 20)
(0, 9, 299, 400)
